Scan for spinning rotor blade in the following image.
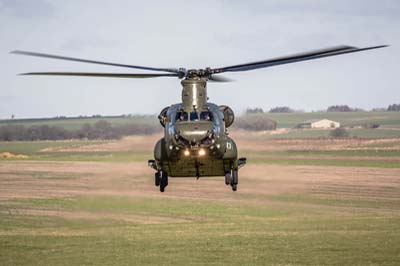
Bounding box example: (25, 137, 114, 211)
(19, 72, 180, 78)
(210, 45, 388, 73)
(208, 75, 233, 82)
(11, 50, 180, 74)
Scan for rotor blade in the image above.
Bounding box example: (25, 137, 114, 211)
(18, 72, 180, 78)
(210, 45, 388, 73)
(11, 50, 180, 74)
(208, 75, 234, 82)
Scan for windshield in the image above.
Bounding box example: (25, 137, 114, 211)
(176, 110, 213, 122)
(190, 112, 199, 121)
(200, 111, 213, 121)
(175, 111, 188, 121)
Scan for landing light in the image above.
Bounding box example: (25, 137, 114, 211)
(184, 150, 190, 156)
(199, 149, 206, 156)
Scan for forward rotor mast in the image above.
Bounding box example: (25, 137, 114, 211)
(181, 78, 208, 111)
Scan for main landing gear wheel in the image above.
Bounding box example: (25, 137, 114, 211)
(160, 171, 168, 192)
(232, 184, 237, 191)
(155, 171, 160, 186)
(231, 169, 238, 191)
(225, 172, 231, 185)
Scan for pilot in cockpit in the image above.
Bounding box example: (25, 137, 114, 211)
(200, 111, 213, 121)
(176, 111, 188, 122)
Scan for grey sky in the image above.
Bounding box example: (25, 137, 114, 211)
(0, 0, 399, 118)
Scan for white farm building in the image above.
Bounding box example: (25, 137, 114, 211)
(296, 119, 340, 129)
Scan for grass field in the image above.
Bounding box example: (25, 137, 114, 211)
(265, 111, 400, 128)
(1, 136, 400, 168)
(0, 134, 400, 265)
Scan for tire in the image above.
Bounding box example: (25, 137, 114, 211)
(155, 172, 160, 186)
(232, 184, 237, 191)
(225, 172, 231, 185)
(160, 171, 168, 192)
(232, 169, 238, 185)
(162, 171, 168, 187)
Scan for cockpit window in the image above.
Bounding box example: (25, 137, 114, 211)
(190, 112, 199, 121)
(175, 111, 188, 121)
(176, 110, 212, 122)
(200, 111, 213, 121)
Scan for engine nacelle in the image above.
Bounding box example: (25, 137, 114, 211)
(219, 105, 234, 128)
(158, 106, 169, 127)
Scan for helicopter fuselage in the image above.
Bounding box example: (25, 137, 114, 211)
(149, 77, 245, 179)
(153, 102, 239, 177)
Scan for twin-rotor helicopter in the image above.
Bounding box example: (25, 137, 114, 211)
(12, 44, 387, 192)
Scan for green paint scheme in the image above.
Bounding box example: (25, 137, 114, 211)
(150, 77, 244, 185)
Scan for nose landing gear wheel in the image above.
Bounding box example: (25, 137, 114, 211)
(160, 171, 168, 192)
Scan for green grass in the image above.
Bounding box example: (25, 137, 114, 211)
(0, 171, 84, 180)
(1, 136, 400, 265)
(348, 128, 400, 138)
(0, 140, 153, 163)
(241, 149, 400, 168)
(270, 129, 332, 138)
(2, 140, 400, 168)
(1, 195, 399, 266)
(28, 151, 151, 162)
(0, 140, 105, 154)
(250, 157, 400, 168)
(264, 111, 400, 128)
(249, 128, 400, 139)
(0, 140, 152, 163)
(282, 149, 400, 157)
(273, 193, 400, 210)
(0, 150, 151, 163)
(3, 153, 398, 168)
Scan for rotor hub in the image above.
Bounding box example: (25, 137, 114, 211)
(186, 69, 211, 79)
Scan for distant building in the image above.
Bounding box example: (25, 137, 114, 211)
(296, 119, 340, 129)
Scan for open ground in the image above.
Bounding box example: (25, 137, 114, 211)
(0, 132, 400, 265)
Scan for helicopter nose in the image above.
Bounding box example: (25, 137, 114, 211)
(175, 121, 213, 145)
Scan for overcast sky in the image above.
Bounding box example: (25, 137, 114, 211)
(0, 0, 399, 119)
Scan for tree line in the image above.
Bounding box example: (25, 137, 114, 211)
(0, 117, 281, 141)
(245, 103, 400, 114)
(387, 104, 400, 111)
(0, 120, 160, 141)
(245, 107, 295, 114)
(233, 116, 277, 131)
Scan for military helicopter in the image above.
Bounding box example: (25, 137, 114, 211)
(12, 44, 387, 192)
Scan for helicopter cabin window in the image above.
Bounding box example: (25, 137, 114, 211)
(175, 111, 188, 121)
(200, 111, 213, 121)
(190, 112, 199, 121)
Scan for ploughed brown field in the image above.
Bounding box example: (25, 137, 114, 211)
(0, 132, 399, 265)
